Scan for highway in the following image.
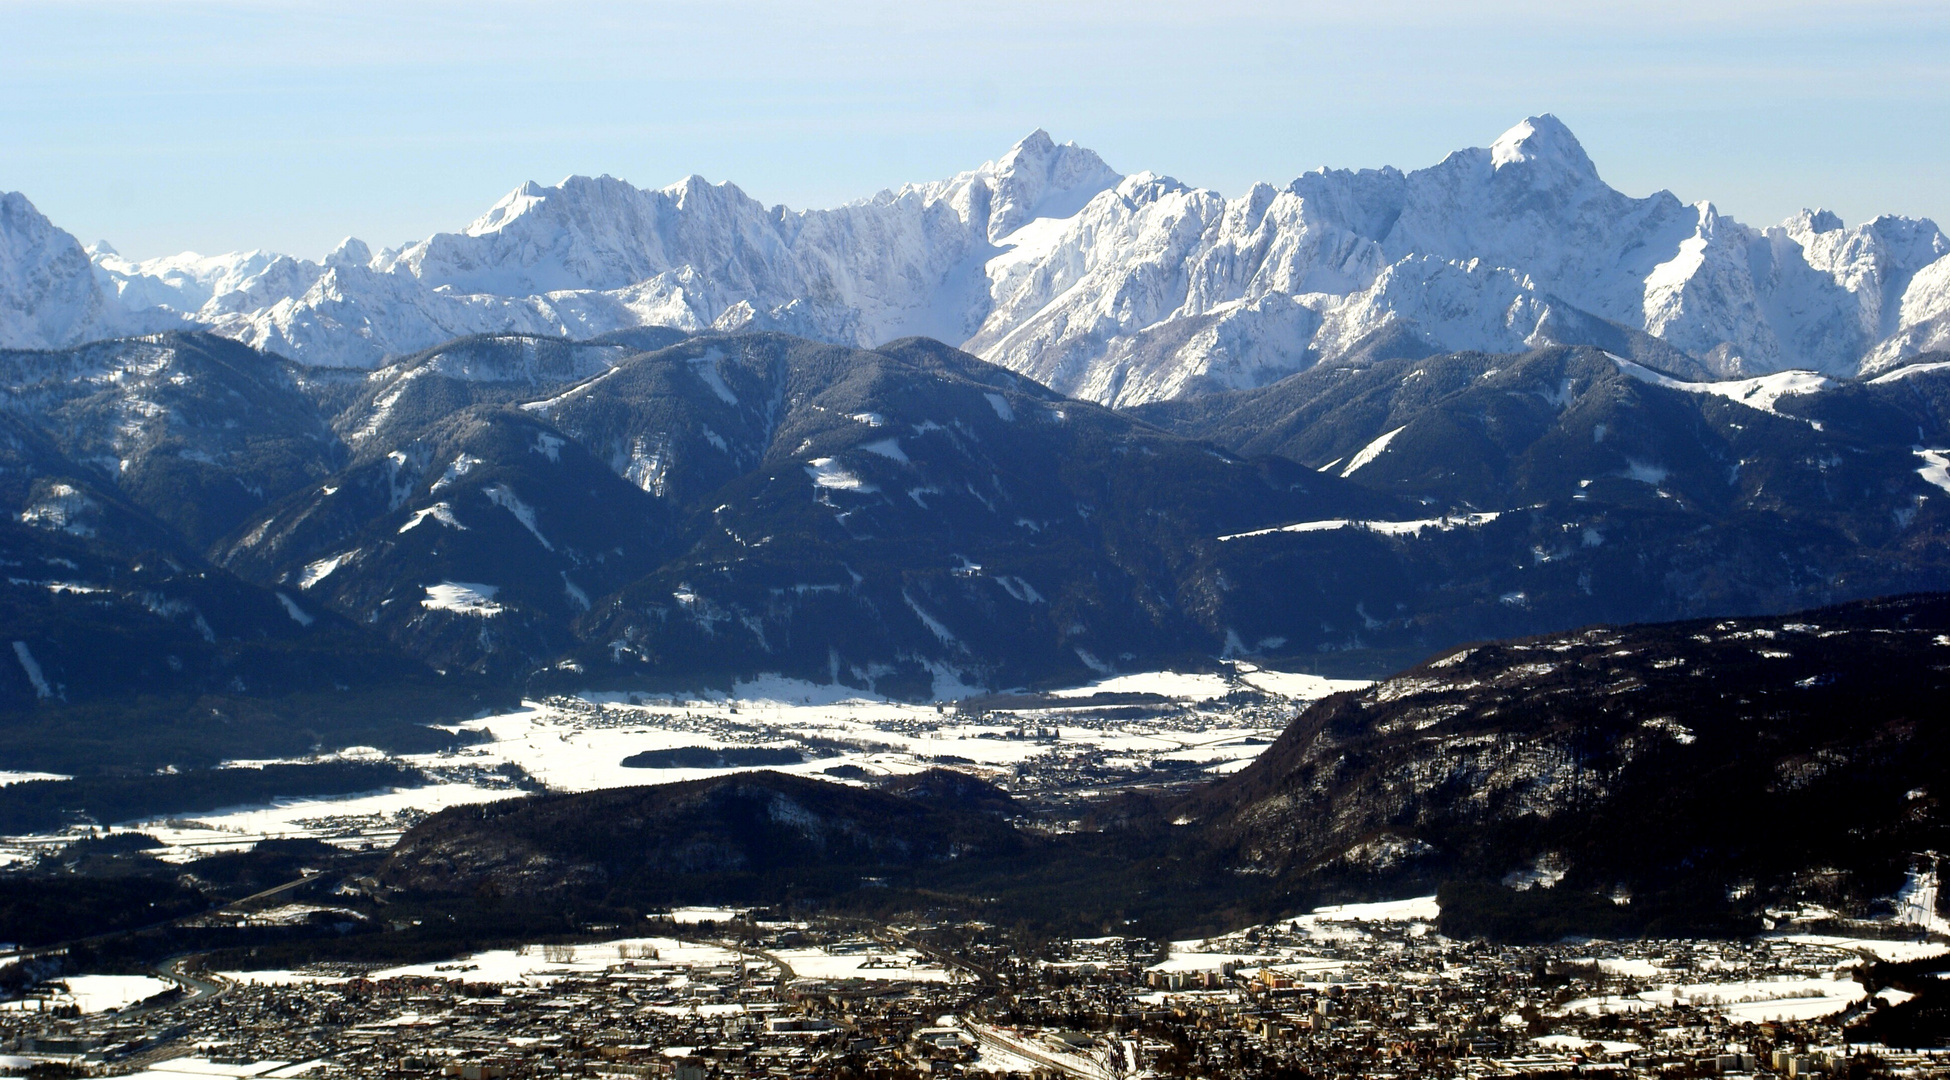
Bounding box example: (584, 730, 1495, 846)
(8, 870, 323, 966)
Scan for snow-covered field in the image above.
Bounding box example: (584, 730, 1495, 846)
(225, 936, 749, 988)
(0, 666, 1363, 862)
(1155, 895, 1439, 976)
(0, 974, 174, 1014)
(0, 771, 68, 787)
(664, 906, 750, 925)
(123, 1058, 315, 1079)
(1556, 976, 1886, 1022)
(1533, 1035, 1642, 1055)
(98, 782, 509, 861)
(376, 937, 747, 985)
(773, 946, 957, 983)
(1783, 934, 1950, 963)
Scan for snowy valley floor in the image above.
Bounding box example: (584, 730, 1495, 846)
(0, 664, 1366, 864)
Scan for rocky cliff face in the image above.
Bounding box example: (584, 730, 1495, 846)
(0, 193, 123, 351)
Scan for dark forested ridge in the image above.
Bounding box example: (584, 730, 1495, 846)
(3, 329, 1950, 770)
(1182, 591, 1950, 932)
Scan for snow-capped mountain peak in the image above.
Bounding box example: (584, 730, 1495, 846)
(1797, 208, 1847, 234)
(1487, 113, 1599, 182)
(8, 120, 1950, 400)
(465, 180, 553, 238)
(978, 128, 1122, 241)
(2, 191, 138, 349)
(325, 237, 373, 270)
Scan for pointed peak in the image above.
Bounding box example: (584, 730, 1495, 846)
(993, 130, 1064, 175)
(464, 181, 555, 237)
(995, 129, 1107, 173)
(666, 174, 720, 206)
(983, 131, 1122, 241)
(1689, 200, 1736, 236)
(87, 239, 119, 257)
(665, 173, 716, 194)
(1489, 114, 1598, 180)
(325, 236, 372, 270)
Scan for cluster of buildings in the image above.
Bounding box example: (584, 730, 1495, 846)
(8, 904, 1950, 1079)
(964, 916, 1950, 1079)
(0, 921, 990, 1079)
(6, 679, 1950, 1078)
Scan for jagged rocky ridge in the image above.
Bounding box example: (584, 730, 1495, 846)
(8, 118, 1950, 403)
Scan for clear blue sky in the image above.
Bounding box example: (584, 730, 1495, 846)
(5, 0, 1947, 260)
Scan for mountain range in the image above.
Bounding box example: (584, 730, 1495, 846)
(7, 117, 1950, 408)
(1, 324, 1947, 725)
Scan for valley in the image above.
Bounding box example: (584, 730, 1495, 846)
(6, 592, 1950, 1076)
(5, 102, 1950, 1078)
(0, 665, 1361, 867)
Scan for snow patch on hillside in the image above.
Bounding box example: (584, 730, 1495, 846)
(299, 552, 353, 588)
(482, 483, 553, 550)
(274, 592, 315, 626)
(1612, 354, 1832, 418)
(687, 350, 737, 404)
(421, 581, 504, 616)
(1341, 426, 1406, 477)
(12, 641, 52, 699)
(1869, 359, 1950, 385)
(1916, 448, 1950, 495)
(1218, 511, 1501, 542)
(859, 438, 908, 463)
(806, 458, 874, 492)
(398, 503, 465, 534)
